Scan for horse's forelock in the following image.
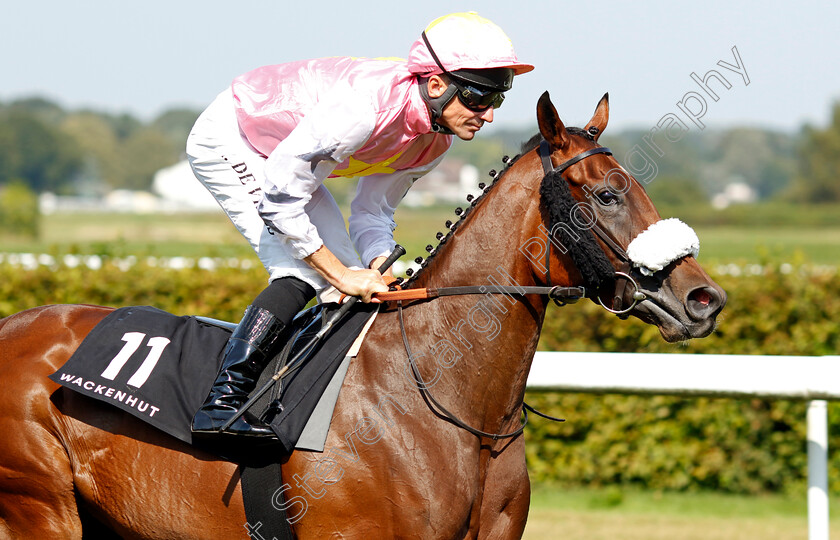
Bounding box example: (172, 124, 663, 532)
(520, 127, 595, 155)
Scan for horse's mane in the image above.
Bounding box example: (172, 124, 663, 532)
(536, 133, 614, 291)
(404, 127, 613, 292)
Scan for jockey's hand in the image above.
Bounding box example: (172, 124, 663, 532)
(335, 267, 390, 303)
(304, 245, 389, 303)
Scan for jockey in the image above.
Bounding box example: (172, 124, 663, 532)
(186, 12, 533, 438)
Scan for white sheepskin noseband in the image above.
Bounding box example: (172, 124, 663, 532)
(626, 218, 700, 276)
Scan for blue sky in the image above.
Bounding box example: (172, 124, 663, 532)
(3, 1, 838, 134)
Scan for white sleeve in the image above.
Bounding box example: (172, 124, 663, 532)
(258, 91, 375, 259)
(349, 153, 446, 268)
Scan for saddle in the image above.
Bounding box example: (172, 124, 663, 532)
(50, 303, 378, 454)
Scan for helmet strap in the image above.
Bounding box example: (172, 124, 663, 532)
(422, 31, 449, 75)
(418, 76, 457, 135)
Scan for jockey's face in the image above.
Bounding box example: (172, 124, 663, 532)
(427, 75, 495, 141)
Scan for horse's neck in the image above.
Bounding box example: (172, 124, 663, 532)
(413, 159, 542, 289)
(404, 163, 549, 429)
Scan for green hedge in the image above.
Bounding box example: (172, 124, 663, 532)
(1, 260, 838, 494)
(0, 181, 40, 237)
(528, 265, 840, 495)
(0, 259, 266, 322)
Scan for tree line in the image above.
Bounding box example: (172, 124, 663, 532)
(0, 97, 198, 195)
(452, 101, 840, 206)
(1, 95, 839, 204)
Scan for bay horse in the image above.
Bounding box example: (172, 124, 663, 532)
(0, 92, 725, 539)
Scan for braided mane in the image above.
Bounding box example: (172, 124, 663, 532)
(402, 140, 528, 286)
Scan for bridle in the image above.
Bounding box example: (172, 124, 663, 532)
(387, 140, 655, 440)
(376, 141, 647, 315)
(537, 139, 646, 317)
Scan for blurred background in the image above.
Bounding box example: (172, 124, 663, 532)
(2, 1, 839, 538)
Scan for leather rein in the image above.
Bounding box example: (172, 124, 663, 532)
(388, 140, 647, 440)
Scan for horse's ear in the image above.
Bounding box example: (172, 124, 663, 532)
(584, 93, 609, 142)
(537, 91, 570, 151)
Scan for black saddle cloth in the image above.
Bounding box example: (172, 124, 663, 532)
(50, 303, 377, 454)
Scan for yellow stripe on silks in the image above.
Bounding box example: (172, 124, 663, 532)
(331, 153, 401, 178)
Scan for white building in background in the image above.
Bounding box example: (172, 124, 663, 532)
(103, 190, 160, 213)
(711, 182, 758, 209)
(39, 160, 222, 214)
(402, 160, 480, 207)
(40, 156, 476, 214)
(151, 160, 220, 211)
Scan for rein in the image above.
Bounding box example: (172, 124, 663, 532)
(396, 301, 568, 440)
(381, 141, 650, 440)
(372, 141, 645, 314)
(373, 284, 584, 304)
(379, 138, 696, 441)
(397, 303, 529, 440)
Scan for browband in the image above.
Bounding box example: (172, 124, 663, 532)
(539, 139, 613, 176)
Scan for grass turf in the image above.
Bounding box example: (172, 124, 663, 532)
(524, 485, 840, 539)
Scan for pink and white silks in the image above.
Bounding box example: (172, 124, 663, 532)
(186, 57, 452, 291)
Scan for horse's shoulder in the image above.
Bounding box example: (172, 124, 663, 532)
(355, 307, 401, 350)
(1, 304, 112, 337)
(0, 305, 114, 377)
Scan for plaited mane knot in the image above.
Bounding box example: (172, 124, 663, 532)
(404, 151, 519, 286)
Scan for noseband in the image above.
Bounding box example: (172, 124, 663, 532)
(538, 140, 646, 317)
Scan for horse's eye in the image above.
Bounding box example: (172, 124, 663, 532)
(596, 190, 620, 206)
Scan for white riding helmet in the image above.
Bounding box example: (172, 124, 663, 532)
(409, 12, 533, 132)
(407, 12, 534, 80)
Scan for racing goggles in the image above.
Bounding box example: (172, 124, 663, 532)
(451, 80, 505, 111)
(420, 30, 511, 112)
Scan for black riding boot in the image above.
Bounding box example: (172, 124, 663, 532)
(191, 305, 287, 437)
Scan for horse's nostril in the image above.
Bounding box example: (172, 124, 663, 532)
(686, 286, 722, 320)
(692, 289, 712, 306)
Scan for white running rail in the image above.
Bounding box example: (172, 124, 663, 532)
(527, 352, 840, 540)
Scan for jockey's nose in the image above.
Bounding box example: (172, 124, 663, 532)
(479, 107, 494, 122)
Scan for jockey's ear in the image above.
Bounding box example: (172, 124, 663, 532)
(426, 74, 448, 99)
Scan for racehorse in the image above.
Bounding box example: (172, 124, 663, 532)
(0, 92, 725, 539)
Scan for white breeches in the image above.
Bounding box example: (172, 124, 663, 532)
(185, 89, 363, 291)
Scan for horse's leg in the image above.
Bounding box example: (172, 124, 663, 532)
(0, 426, 83, 539)
(0, 427, 83, 539)
(0, 305, 250, 539)
(476, 437, 530, 540)
(280, 347, 480, 538)
(0, 307, 105, 539)
(55, 389, 249, 539)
